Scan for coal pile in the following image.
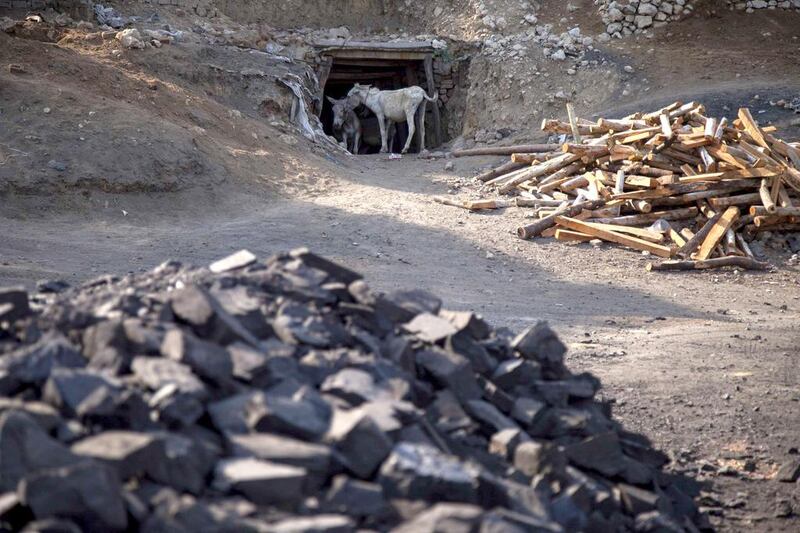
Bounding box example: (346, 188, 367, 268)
(0, 248, 706, 532)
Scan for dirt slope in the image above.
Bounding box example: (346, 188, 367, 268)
(0, 30, 342, 197)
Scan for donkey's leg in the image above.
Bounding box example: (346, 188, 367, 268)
(389, 121, 396, 151)
(377, 112, 388, 153)
(402, 108, 416, 154)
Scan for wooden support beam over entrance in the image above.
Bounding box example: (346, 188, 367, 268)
(424, 53, 442, 149)
(315, 56, 333, 116)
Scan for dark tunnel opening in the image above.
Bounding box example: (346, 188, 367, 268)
(320, 58, 436, 154)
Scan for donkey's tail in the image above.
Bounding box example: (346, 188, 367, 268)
(423, 91, 438, 102)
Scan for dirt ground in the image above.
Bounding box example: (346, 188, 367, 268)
(1, 3, 800, 531)
(2, 153, 799, 531)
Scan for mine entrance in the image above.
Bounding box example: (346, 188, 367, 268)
(314, 40, 441, 154)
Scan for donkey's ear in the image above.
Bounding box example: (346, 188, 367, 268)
(326, 96, 337, 104)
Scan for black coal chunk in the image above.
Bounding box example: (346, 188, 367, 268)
(18, 461, 128, 531)
(0, 333, 85, 395)
(379, 442, 479, 504)
(0, 287, 30, 323)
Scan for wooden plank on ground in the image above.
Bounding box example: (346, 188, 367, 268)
(676, 167, 779, 183)
(554, 216, 675, 257)
(695, 206, 740, 260)
(554, 229, 593, 242)
(738, 108, 770, 150)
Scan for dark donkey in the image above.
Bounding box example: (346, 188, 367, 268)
(327, 96, 361, 154)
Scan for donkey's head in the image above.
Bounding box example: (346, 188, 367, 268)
(346, 83, 371, 106)
(326, 96, 350, 130)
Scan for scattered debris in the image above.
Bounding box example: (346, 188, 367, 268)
(115, 28, 145, 50)
(93, 4, 128, 29)
(0, 248, 706, 531)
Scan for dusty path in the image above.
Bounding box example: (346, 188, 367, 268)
(1, 154, 799, 530)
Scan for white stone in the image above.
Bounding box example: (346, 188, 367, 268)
(638, 3, 659, 15)
(634, 15, 653, 28)
(607, 7, 625, 21)
(116, 29, 145, 50)
(607, 22, 623, 33)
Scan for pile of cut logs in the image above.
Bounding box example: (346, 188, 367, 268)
(441, 102, 800, 271)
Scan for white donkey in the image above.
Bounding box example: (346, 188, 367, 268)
(347, 83, 437, 154)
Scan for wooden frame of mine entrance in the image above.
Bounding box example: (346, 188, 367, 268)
(314, 40, 442, 147)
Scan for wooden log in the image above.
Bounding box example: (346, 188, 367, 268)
(511, 153, 542, 164)
(676, 167, 780, 183)
(615, 179, 758, 201)
(583, 221, 664, 243)
(759, 178, 777, 213)
(777, 186, 794, 208)
(499, 153, 584, 193)
(659, 113, 673, 140)
(540, 119, 604, 136)
(619, 162, 673, 177)
(641, 101, 683, 121)
(589, 207, 699, 226)
(714, 117, 728, 141)
(627, 199, 653, 213)
(646, 256, 768, 271)
(651, 189, 747, 207)
(697, 200, 716, 219)
(517, 200, 605, 239)
(708, 193, 762, 209)
(706, 146, 748, 170)
(554, 229, 593, 242)
(566, 102, 582, 144)
(733, 214, 755, 231)
(485, 165, 533, 186)
(537, 162, 584, 188)
(612, 127, 661, 144)
(433, 197, 513, 211)
(704, 117, 717, 139)
(554, 216, 675, 257)
(754, 215, 797, 227)
(475, 160, 526, 182)
(736, 233, 754, 259)
(559, 174, 591, 192)
(452, 145, 560, 157)
(669, 226, 687, 247)
(676, 211, 723, 258)
(749, 206, 800, 217)
(724, 228, 739, 256)
(695, 206, 740, 260)
(598, 117, 648, 130)
(737, 108, 770, 150)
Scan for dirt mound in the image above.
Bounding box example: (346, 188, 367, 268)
(0, 248, 707, 531)
(0, 24, 343, 200)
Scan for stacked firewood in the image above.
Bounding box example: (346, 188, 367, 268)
(441, 102, 800, 271)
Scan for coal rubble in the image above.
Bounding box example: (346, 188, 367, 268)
(0, 248, 706, 532)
